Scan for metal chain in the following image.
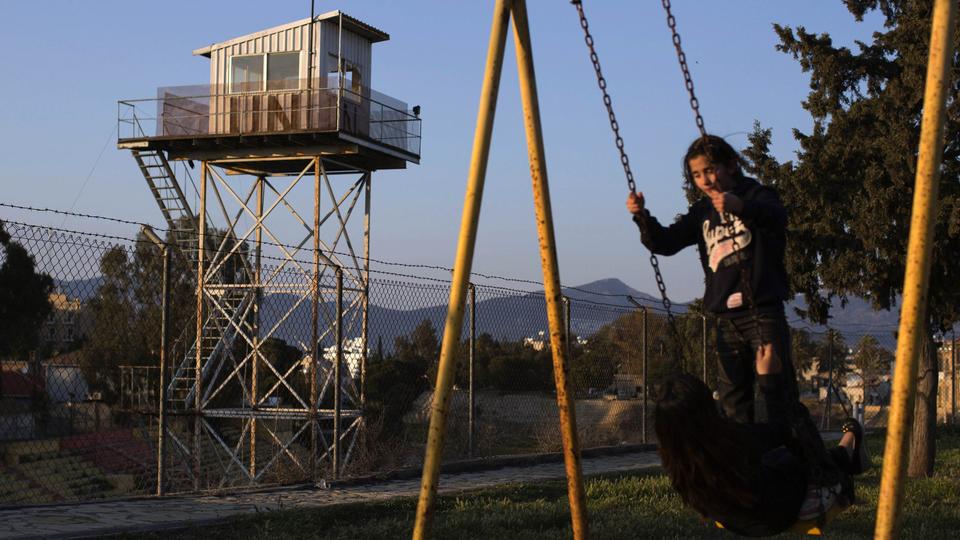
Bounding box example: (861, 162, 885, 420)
(662, 0, 706, 137)
(661, 0, 764, 353)
(570, 0, 687, 367)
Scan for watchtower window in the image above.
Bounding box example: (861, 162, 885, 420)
(266, 52, 300, 91)
(230, 55, 263, 93)
(230, 52, 302, 93)
(327, 62, 362, 102)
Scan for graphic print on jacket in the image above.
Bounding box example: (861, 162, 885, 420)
(703, 215, 751, 273)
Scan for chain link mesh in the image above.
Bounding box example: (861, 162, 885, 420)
(0, 213, 937, 507)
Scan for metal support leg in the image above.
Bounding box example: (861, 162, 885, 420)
(311, 159, 321, 481)
(511, 1, 587, 536)
(194, 162, 208, 491)
(413, 1, 511, 537)
(876, 1, 955, 536)
(251, 176, 264, 479)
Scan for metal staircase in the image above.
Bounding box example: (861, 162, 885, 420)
(131, 148, 252, 412)
(167, 287, 253, 410)
(132, 149, 195, 234)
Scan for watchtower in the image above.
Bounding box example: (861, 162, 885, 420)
(117, 11, 420, 490)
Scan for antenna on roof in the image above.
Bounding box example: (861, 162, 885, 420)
(307, 0, 316, 90)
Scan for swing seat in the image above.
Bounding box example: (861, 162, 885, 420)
(714, 503, 844, 536)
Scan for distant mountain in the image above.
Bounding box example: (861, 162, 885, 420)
(560, 278, 668, 308)
(259, 278, 687, 353)
(784, 295, 900, 341)
(49, 271, 919, 352)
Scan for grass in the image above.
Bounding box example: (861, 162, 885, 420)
(131, 428, 960, 539)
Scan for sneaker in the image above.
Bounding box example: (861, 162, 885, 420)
(797, 483, 841, 522)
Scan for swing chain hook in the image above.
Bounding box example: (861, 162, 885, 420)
(571, 0, 687, 367)
(661, 0, 706, 137)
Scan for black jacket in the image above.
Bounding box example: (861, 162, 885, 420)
(633, 176, 789, 315)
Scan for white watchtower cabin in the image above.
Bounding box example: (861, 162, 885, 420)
(117, 11, 420, 491)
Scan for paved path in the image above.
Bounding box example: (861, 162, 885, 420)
(0, 451, 662, 540)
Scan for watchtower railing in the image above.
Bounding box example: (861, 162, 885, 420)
(118, 80, 421, 157)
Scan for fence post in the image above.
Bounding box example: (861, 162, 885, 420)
(949, 327, 957, 424)
(823, 329, 834, 430)
(333, 266, 343, 479)
(562, 296, 571, 359)
(468, 283, 476, 459)
(642, 306, 648, 444)
(701, 315, 707, 383)
(141, 225, 169, 496)
(361, 172, 371, 410)
(157, 243, 170, 496)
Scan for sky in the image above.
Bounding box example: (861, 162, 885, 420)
(0, 1, 886, 302)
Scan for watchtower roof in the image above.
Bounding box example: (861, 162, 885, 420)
(192, 10, 389, 58)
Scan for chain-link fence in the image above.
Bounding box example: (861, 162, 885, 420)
(1, 221, 166, 505)
(2, 213, 956, 507)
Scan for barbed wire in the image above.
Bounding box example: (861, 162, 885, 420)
(1, 203, 149, 229)
(3, 219, 157, 246)
(3, 218, 674, 312)
(1, 203, 688, 304)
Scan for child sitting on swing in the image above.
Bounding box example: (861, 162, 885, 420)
(655, 373, 868, 536)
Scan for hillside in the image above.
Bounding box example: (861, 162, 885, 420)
(54, 274, 917, 351)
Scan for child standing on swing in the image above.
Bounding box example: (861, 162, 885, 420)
(626, 135, 850, 488)
(626, 134, 796, 426)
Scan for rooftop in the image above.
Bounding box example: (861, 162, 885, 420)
(192, 10, 389, 57)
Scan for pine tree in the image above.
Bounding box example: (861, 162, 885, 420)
(743, 0, 960, 476)
(0, 221, 53, 358)
(82, 229, 195, 402)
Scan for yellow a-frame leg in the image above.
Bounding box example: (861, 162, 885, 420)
(875, 0, 956, 538)
(412, 1, 588, 539)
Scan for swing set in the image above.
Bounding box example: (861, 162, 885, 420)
(411, 1, 957, 539)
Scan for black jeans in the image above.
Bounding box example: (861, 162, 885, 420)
(716, 309, 798, 424)
(716, 308, 841, 486)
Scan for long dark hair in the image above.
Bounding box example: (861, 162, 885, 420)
(680, 135, 744, 204)
(654, 373, 757, 516)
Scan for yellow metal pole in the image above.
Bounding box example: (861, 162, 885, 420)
(412, 1, 512, 538)
(875, 1, 955, 538)
(511, 1, 588, 538)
